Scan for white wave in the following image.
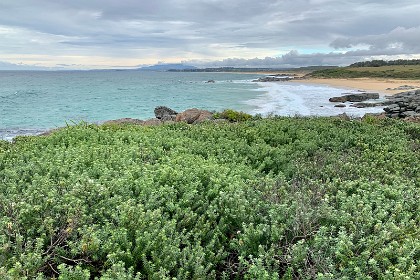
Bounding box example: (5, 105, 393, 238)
(0, 129, 47, 141)
(244, 82, 385, 117)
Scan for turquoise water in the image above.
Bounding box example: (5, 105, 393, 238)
(0, 71, 261, 138)
(0, 70, 386, 140)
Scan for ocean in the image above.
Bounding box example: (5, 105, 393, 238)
(0, 70, 385, 140)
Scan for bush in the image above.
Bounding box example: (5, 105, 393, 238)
(0, 117, 419, 278)
(214, 109, 252, 122)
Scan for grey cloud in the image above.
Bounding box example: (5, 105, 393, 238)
(330, 26, 420, 54)
(187, 49, 419, 68)
(0, 0, 420, 68)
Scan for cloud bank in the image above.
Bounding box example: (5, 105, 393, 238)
(0, 0, 419, 69)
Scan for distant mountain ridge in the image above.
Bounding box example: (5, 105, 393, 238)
(138, 63, 197, 71)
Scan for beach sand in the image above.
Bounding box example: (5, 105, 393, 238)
(292, 77, 420, 95)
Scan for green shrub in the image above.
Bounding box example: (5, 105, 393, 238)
(0, 117, 419, 279)
(214, 109, 252, 122)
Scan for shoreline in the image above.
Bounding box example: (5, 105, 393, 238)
(290, 77, 420, 95)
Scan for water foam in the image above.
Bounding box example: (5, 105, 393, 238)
(244, 82, 385, 117)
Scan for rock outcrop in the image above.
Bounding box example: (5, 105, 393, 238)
(386, 85, 419, 91)
(154, 106, 178, 120)
(252, 76, 292, 82)
(383, 90, 420, 118)
(175, 108, 213, 124)
(329, 92, 380, 103)
(350, 102, 383, 108)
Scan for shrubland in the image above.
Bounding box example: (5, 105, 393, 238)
(0, 116, 419, 279)
(309, 65, 420, 79)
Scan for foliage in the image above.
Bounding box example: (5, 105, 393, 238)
(214, 109, 252, 122)
(309, 65, 420, 79)
(350, 59, 420, 67)
(0, 117, 419, 279)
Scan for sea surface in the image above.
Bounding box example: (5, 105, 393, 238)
(0, 70, 385, 140)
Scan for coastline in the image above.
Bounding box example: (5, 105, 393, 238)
(291, 77, 420, 95)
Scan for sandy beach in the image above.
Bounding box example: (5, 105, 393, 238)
(293, 77, 420, 95)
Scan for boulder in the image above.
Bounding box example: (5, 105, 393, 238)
(142, 118, 162, 126)
(336, 113, 351, 121)
(329, 96, 348, 102)
(206, 80, 215, 83)
(154, 106, 178, 119)
(362, 112, 387, 120)
(400, 111, 418, 118)
(175, 108, 213, 124)
(350, 102, 382, 108)
(334, 104, 346, 108)
(384, 90, 420, 118)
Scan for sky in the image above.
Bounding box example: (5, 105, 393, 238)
(1, 0, 420, 69)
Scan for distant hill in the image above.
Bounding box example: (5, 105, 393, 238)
(138, 63, 197, 71)
(350, 59, 420, 67)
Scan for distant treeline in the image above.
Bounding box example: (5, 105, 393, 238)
(350, 59, 420, 67)
(168, 66, 337, 72)
(168, 67, 272, 72)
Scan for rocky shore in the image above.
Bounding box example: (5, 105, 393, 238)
(383, 90, 420, 118)
(103, 91, 420, 129)
(326, 89, 420, 119)
(252, 74, 304, 83)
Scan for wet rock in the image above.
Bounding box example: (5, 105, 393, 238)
(351, 102, 383, 108)
(329, 92, 379, 102)
(329, 96, 348, 102)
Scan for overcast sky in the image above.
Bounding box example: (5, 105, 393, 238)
(1, 0, 420, 69)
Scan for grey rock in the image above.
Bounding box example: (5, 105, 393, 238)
(401, 111, 418, 118)
(334, 104, 346, 108)
(336, 113, 350, 121)
(154, 106, 178, 119)
(351, 102, 382, 108)
(329, 96, 348, 102)
(329, 92, 379, 103)
(252, 76, 292, 82)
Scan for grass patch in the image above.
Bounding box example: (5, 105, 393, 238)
(309, 65, 420, 79)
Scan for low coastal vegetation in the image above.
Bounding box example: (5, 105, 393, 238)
(0, 115, 419, 279)
(309, 59, 420, 79)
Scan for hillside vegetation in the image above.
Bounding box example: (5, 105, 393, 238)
(0, 117, 419, 279)
(309, 65, 420, 79)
